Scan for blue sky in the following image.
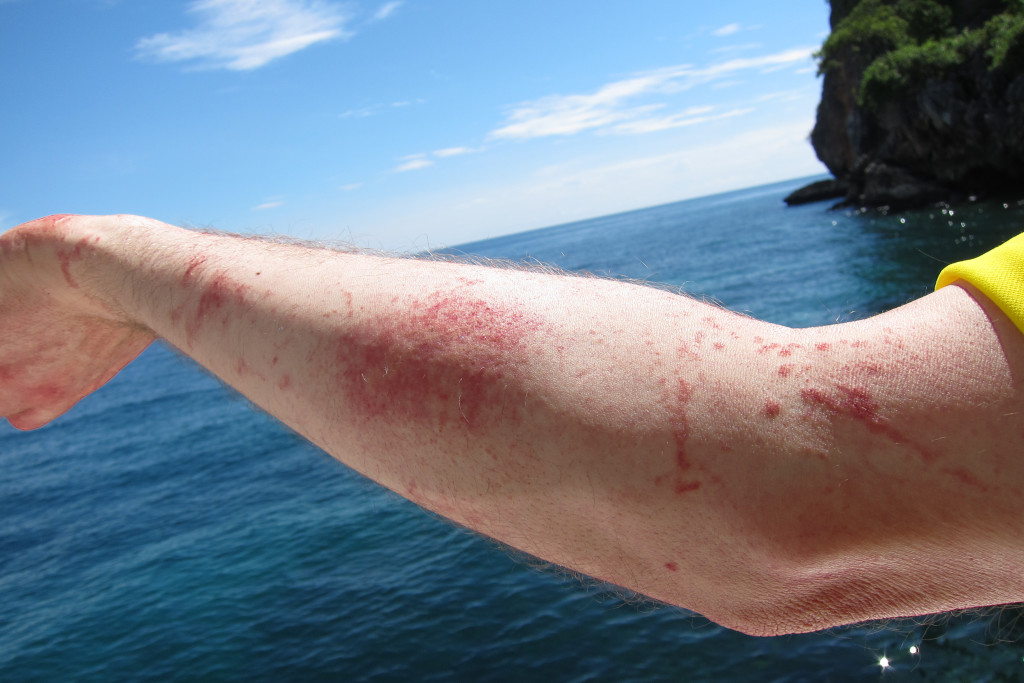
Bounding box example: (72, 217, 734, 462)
(1, 0, 829, 250)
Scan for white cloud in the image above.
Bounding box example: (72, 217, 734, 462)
(433, 146, 473, 158)
(708, 42, 761, 54)
(395, 158, 434, 172)
(136, 0, 351, 71)
(712, 23, 741, 37)
(253, 200, 284, 210)
(609, 107, 752, 135)
(372, 1, 402, 21)
(489, 47, 815, 141)
(340, 182, 363, 191)
(339, 98, 423, 119)
(340, 105, 378, 119)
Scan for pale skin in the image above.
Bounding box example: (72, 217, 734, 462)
(3, 214, 1024, 637)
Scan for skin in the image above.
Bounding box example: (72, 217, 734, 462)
(3, 213, 1024, 636)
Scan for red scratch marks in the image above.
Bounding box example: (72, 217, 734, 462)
(26, 383, 66, 404)
(815, 342, 831, 352)
(675, 480, 701, 494)
(277, 374, 292, 391)
(778, 364, 794, 378)
(184, 271, 251, 346)
(182, 255, 208, 285)
(764, 400, 781, 419)
(942, 467, 989, 492)
(0, 364, 17, 383)
(335, 292, 542, 430)
(54, 235, 99, 289)
(661, 378, 702, 495)
(665, 562, 679, 572)
(235, 358, 267, 383)
(673, 379, 692, 467)
(800, 385, 937, 462)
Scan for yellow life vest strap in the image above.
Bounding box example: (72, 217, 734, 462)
(936, 233, 1024, 335)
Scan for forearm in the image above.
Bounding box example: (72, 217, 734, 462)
(62, 215, 805, 626)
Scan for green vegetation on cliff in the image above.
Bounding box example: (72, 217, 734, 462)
(817, 0, 1024, 109)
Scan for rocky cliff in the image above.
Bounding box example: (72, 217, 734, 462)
(788, 0, 1024, 208)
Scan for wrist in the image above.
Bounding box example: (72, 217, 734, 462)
(8, 214, 158, 331)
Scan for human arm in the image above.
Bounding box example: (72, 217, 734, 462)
(3, 214, 1024, 636)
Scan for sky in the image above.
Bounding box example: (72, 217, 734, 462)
(1, 0, 830, 250)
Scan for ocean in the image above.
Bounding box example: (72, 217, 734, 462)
(3, 176, 1024, 681)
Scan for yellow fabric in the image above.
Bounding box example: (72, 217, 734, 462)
(936, 233, 1024, 335)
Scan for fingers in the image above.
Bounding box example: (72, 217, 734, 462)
(6, 406, 65, 431)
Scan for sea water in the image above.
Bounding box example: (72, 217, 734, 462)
(3, 176, 1024, 681)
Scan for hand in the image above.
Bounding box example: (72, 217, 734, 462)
(0, 215, 154, 430)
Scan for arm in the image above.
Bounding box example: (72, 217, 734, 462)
(3, 214, 1024, 635)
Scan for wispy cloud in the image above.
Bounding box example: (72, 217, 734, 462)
(136, 0, 351, 71)
(433, 146, 474, 158)
(712, 23, 741, 37)
(708, 42, 762, 55)
(253, 199, 284, 210)
(339, 99, 424, 119)
(610, 106, 751, 135)
(392, 147, 478, 172)
(394, 155, 434, 172)
(340, 182, 363, 191)
(371, 1, 402, 21)
(489, 47, 815, 140)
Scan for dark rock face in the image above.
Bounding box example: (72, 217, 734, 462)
(783, 178, 849, 205)
(805, 1, 1024, 209)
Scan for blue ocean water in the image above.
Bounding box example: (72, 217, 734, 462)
(3, 176, 1024, 681)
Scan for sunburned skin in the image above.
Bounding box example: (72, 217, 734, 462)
(4, 214, 1024, 637)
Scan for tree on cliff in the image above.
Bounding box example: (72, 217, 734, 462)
(795, 0, 1024, 208)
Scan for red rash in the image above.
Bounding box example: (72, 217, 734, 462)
(55, 235, 99, 289)
(664, 378, 701, 494)
(800, 385, 937, 462)
(335, 292, 542, 431)
(182, 255, 208, 285)
(759, 342, 802, 357)
(665, 562, 679, 572)
(942, 467, 989, 492)
(184, 269, 251, 346)
(764, 400, 781, 419)
(778, 364, 794, 378)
